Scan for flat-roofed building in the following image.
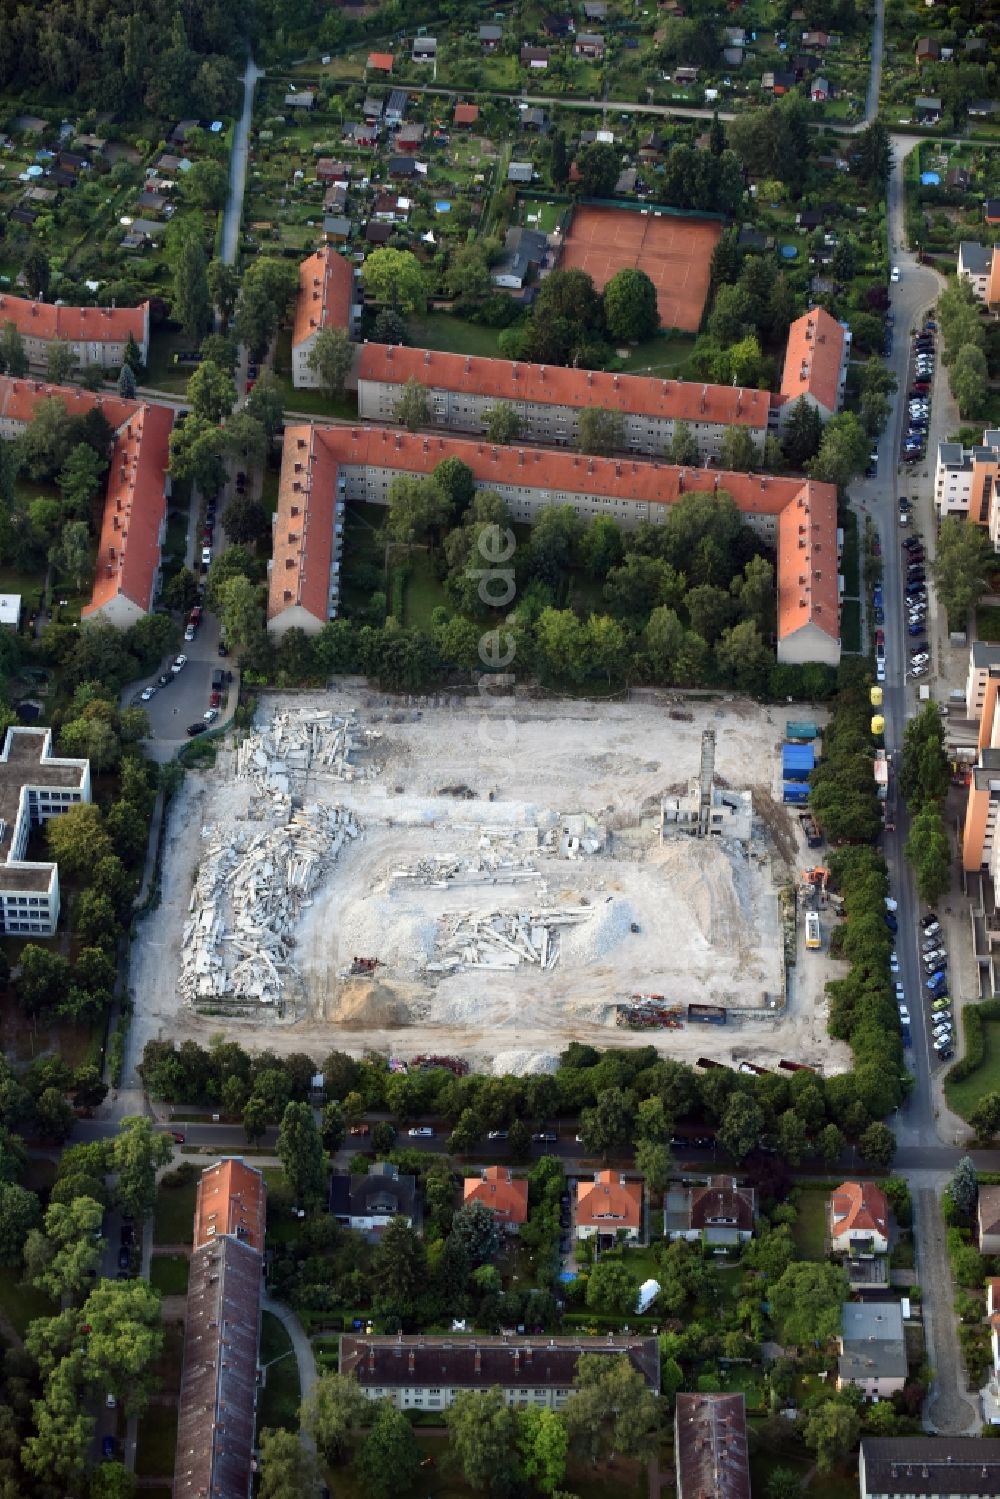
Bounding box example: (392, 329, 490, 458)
(0, 727, 90, 937)
(958, 241, 998, 303)
(339, 1334, 659, 1412)
(932, 430, 1000, 529)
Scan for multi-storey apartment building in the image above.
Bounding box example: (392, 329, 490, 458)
(0, 727, 91, 937)
(0, 292, 149, 368)
(266, 423, 842, 665)
(933, 430, 1000, 534)
(778, 306, 851, 422)
(291, 247, 361, 388)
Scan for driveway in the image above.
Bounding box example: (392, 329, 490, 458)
(124, 613, 234, 748)
(912, 1184, 980, 1433)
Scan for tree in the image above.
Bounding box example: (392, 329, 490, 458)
(116, 362, 137, 399)
(515, 1406, 567, 1495)
(576, 141, 620, 197)
(28, 1195, 105, 1301)
(245, 371, 285, 443)
(55, 520, 91, 590)
(358, 1402, 421, 1499)
(46, 803, 112, 879)
(187, 359, 236, 423)
(719, 426, 759, 473)
(88, 1459, 137, 1499)
(858, 1120, 896, 1170)
(0, 321, 28, 378)
(586, 1257, 640, 1314)
(109, 1117, 172, 1220)
(78, 1276, 164, 1412)
(905, 803, 951, 905)
(445, 242, 493, 300)
(933, 515, 994, 629)
(46, 340, 77, 385)
(564, 1355, 660, 1463)
(809, 411, 869, 490)
(0, 1180, 40, 1264)
(256, 1426, 320, 1499)
(578, 1086, 635, 1155)
(970, 1092, 1000, 1146)
(770, 1261, 848, 1345)
(121, 331, 143, 375)
(168, 414, 228, 494)
(550, 127, 569, 187)
(577, 406, 624, 456)
(603, 268, 659, 342)
(949, 1156, 978, 1217)
(950, 343, 989, 419)
(306, 325, 355, 398)
(362, 248, 427, 313)
(449, 1200, 500, 1265)
(207, 260, 239, 324)
(222, 494, 269, 546)
(485, 402, 522, 444)
(171, 232, 212, 342)
(57, 442, 106, 519)
(233, 258, 299, 358)
(23, 246, 50, 299)
(781, 398, 824, 470)
(393, 378, 430, 433)
(372, 1216, 426, 1321)
(276, 1101, 327, 1208)
(224, 410, 267, 465)
(182, 157, 228, 209)
(304, 1373, 369, 1464)
(715, 619, 773, 694)
(857, 118, 891, 184)
(386, 475, 448, 545)
(447, 1388, 520, 1494)
(668, 420, 700, 465)
(803, 1400, 860, 1473)
(373, 308, 408, 346)
(718, 1093, 765, 1163)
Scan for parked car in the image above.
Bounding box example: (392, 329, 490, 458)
(487, 1130, 509, 1140)
(184, 623, 196, 641)
(102, 1437, 116, 1461)
(407, 1126, 434, 1138)
(157, 673, 172, 688)
(117, 1247, 130, 1270)
(171, 654, 187, 674)
(532, 1131, 558, 1143)
(201, 546, 212, 568)
(140, 684, 155, 701)
(203, 707, 219, 724)
(349, 1124, 370, 1136)
(898, 1005, 911, 1024)
(186, 722, 206, 737)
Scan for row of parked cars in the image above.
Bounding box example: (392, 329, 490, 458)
(903, 320, 935, 466)
(902, 532, 929, 676)
(893, 911, 953, 1060)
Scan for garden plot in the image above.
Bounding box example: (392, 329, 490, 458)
(129, 690, 850, 1079)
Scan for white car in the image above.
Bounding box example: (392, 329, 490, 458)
(898, 1005, 911, 1024)
(140, 685, 155, 701)
(890, 953, 899, 972)
(170, 654, 187, 674)
(895, 982, 905, 1001)
(407, 1126, 434, 1138)
(203, 707, 219, 724)
(912, 665, 928, 677)
(184, 623, 196, 641)
(201, 546, 213, 568)
(885, 897, 898, 911)
(876, 662, 886, 682)
(933, 1035, 952, 1052)
(891, 266, 900, 282)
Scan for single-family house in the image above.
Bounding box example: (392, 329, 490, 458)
(915, 35, 941, 61)
(574, 32, 605, 56)
(829, 1181, 890, 1255)
(323, 216, 351, 243)
(584, 0, 607, 15)
(964, 35, 988, 54)
(542, 12, 571, 35)
(365, 221, 394, 245)
(454, 103, 480, 126)
(330, 1161, 418, 1240)
(324, 183, 348, 213)
(385, 90, 409, 127)
(387, 155, 419, 179)
(373, 190, 405, 221)
(958, 241, 996, 302)
(412, 35, 437, 62)
(860, 1438, 1000, 1498)
(838, 1301, 907, 1397)
(968, 99, 999, 118)
(316, 157, 348, 180)
(507, 161, 534, 184)
(362, 95, 384, 121)
(985, 199, 1000, 227)
(344, 121, 377, 148)
(615, 167, 638, 195)
(674, 65, 700, 83)
(738, 227, 770, 252)
(639, 131, 664, 158)
(520, 107, 547, 129)
(915, 95, 942, 123)
(395, 123, 425, 151)
(664, 1176, 756, 1247)
(368, 51, 394, 72)
(479, 24, 502, 50)
(576, 1169, 643, 1242)
(810, 76, 831, 101)
(979, 1185, 1000, 1251)
(521, 45, 551, 68)
(463, 1167, 528, 1232)
(947, 166, 971, 191)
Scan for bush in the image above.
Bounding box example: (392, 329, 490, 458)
(945, 998, 1000, 1083)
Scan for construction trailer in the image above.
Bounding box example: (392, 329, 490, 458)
(782, 742, 815, 781)
(785, 721, 819, 741)
(783, 780, 810, 805)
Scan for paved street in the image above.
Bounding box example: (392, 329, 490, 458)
(221, 57, 263, 266)
(914, 1186, 980, 1432)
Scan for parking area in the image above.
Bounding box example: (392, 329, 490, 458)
(127, 612, 234, 746)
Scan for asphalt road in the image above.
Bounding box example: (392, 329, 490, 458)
(127, 613, 230, 745)
(221, 56, 263, 266)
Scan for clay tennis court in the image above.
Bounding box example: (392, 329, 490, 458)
(558, 206, 722, 333)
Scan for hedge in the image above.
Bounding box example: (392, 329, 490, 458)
(945, 997, 1000, 1085)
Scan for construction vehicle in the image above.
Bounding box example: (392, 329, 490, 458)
(798, 811, 823, 847)
(805, 911, 821, 950)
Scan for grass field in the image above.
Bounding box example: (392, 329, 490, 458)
(136, 1406, 178, 1480)
(257, 1311, 301, 1434)
(406, 313, 503, 358)
(617, 333, 696, 376)
(841, 599, 862, 653)
(402, 551, 448, 629)
(153, 1178, 198, 1246)
(790, 1188, 828, 1261)
(149, 1254, 190, 1296)
(977, 606, 1000, 643)
(945, 1019, 1000, 1120)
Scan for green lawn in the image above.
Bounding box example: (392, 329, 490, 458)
(977, 607, 1000, 644)
(0, 1276, 56, 1338)
(403, 551, 448, 630)
(617, 333, 696, 376)
(841, 599, 862, 654)
(406, 314, 503, 358)
(790, 1187, 829, 1261)
(144, 325, 197, 394)
(946, 1019, 1000, 1121)
(840, 509, 860, 597)
(150, 1320, 186, 1400)
(136, 1406, 178, 1480)
(153, 1179, 198, 1246)
(257, 1310, 301, 1434)
(149, 1254, 190, 1296)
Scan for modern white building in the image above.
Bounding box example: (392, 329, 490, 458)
(933, 429, 1000, 525)
(958, 241, 1000, 307)
(0, 726, 91, 936)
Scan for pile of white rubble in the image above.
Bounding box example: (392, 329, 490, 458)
(235, 708, 381, 794)
(427, 904, 593, 975)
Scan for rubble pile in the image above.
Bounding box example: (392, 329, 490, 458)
(180, 800, 359, 1011)
(235, 709, 381, 794)
(427, 904, 593, 975)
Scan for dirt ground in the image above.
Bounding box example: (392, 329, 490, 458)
(126, 689, 851, 1081)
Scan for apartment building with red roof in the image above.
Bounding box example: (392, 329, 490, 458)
(463, 1167, 529, 1231)
(291, 247, 361, 388)
(0, 377, 173, 628)
(357, 343, 774, 464)
(779, 306, 851, 421)
(268, 422, 841, 662)
(0, 291, 148, 370)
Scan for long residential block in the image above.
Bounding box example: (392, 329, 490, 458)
(267, 423, 841, 665)
(0, 291, 149, 368)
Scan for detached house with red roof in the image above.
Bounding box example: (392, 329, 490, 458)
(0, 292, 149, 371)
(267, 422, 841, 662)
(464, 1167, 529, 1232)
(291, 247, 361, 389)
(575, 1169, 643, 1243)
(779, 306, 850, 423)
(829, 1181, 890, 1256)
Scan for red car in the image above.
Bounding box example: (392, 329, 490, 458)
(349, 1124, 370, 1136)
(209, 689, 221, 708)
(170, 1131, 186, 1144)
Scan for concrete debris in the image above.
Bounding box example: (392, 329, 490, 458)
(236, 708, 381, 794)
(180, 797, 360, 1012)
(429, 904, 593, 975)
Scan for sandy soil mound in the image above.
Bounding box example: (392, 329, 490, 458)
(332, 979, 411, 1027)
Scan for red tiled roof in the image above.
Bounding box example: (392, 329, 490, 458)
(293, 247, 355, 351)
(268, 425, 337, 626)
(278, 423, 838, 648)
(192, 1158, 267, 1252)
(0, 291, 147, 345)
(780, 306, 847, 416)
(830, 1180, 889, 1239)
(454, 103, 480, 124)
(357, 344, 773, 429)
(777, 480, 840, 643)
(989, 246, 1000, 309)
(988, 1278, 1000, 1317)
(464, 1167, 529, 1224)
(368, 51, 394, 70)
(576, 1169, 642, 1229)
